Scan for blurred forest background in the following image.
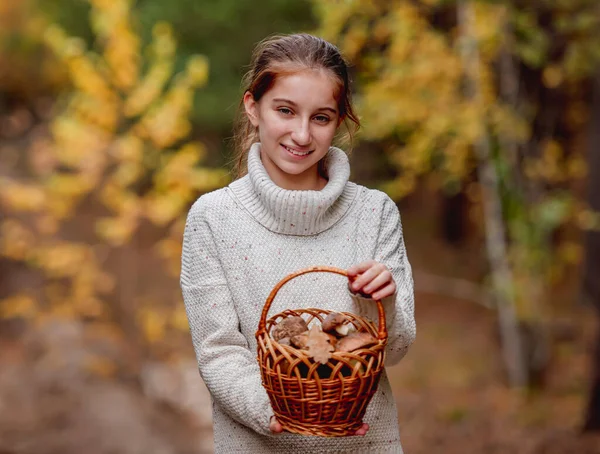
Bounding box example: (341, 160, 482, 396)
(1, 0, 600, 452)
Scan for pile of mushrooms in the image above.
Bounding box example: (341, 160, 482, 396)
(270, 312, 378, 365)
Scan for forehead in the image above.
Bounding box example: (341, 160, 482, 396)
(265, 70, 339, 110)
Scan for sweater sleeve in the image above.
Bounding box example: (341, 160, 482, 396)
(180, 199, 274, 436)
(350, 196, 416, 366)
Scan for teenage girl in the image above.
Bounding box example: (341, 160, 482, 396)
(181, 33, 416, 453)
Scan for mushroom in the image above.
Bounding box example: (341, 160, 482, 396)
(321, 312, 355, 337)
(278, 337, 291, 346)
(336, 332, 378, 353)
(271, 316, 308, 342)
(276, 358, 290, 375)
(290, 331, 309, 349)
(325, 332, 338, 349)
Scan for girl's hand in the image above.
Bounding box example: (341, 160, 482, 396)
(269, 416, 283, 434)
(269, 417, 369, 436)
(347, 260, 396, 301)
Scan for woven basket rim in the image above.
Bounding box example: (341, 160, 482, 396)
(255, 265, 387, 342)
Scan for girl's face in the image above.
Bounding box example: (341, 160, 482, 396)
(243, 69, 341, 190)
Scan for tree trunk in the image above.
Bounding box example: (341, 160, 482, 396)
(498, 5, 551, 387)
(457, 0, 528, 388)
(582, 70, 600, 432)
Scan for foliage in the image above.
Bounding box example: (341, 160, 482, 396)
(0, 0, 227, 354)
(315, 0, 600, 318)
(36, 0, 316, 134)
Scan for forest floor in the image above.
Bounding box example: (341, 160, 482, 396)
(390, 291, 600, 454)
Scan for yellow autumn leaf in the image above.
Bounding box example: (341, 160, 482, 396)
(0, 220, 35, 260)
(191, 168, 229, 192)
(124, 61, 173, 117)
(0, 294, 37, 319)
(567, 155, 587, 180)
(186, 55, 209, 86)
(152, 21, 177, 58)
(47, 173, 95, 198)
(113, 134, 144, 161)
(34, 243, 88, 278)
(113, 162, 143, 186)
(96, 216, 137, 246)
(0, 180, 46, 211)
(145, 194, 184, 226)
(50, 301, 77, 318)
(139, 308, 167, 343)
(156, 237, 183, 276)
(170, 305, 190, 332)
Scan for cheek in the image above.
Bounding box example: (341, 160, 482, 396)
(260, 113, 288, 137)
(315, 124, 338, 142)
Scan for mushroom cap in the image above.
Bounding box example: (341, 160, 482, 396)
(271, 316, 308, 342)
(325, 332, 338, 348)
(321, 312, 350, 333)
(336, 332, 378, 353)
(290, 331, 309, 349)
(278, 337, 291, 346)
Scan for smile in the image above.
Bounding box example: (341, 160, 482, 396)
(282, 144, 312, 157)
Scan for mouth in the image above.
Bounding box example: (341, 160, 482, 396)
(281, 144, 313, 157)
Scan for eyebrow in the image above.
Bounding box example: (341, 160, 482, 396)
(272, 98, 338, 114)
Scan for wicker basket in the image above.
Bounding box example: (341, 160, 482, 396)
(255, 265, 387, 437)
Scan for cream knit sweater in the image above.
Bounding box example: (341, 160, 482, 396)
(181, 143, 416, 453)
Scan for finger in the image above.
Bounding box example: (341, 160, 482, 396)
(269, 416, 283, 434)
(354, 423, 369, 436)
(350, 263, 381, 289)
(371, 282, 396, 301)
(351, 263, 386, 292)
(362, 269, 393, 295)
(347, 260, 376, 277)
(371, 281, 397, 300)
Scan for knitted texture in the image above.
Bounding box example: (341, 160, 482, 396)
(180, 143, 416, 453)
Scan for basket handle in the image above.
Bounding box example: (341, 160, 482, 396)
(257, 265, 387, 341)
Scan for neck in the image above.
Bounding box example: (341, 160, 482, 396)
(259, 154, 327, 191)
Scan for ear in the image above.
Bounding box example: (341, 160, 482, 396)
(243, 91, 260, 127)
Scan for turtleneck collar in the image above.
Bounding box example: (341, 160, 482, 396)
(228, 143, 358, 236)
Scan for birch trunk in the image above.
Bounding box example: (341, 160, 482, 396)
(499, 7, 548, 368)
(457, 0, 528, 388)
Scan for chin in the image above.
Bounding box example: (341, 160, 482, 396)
(279, 164, 311, 176)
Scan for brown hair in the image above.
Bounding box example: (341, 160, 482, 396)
(231, 33, 360, 178)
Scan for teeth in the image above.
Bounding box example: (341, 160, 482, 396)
(283, 145, 311, 156)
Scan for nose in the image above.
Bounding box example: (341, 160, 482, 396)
(291, 119, 311, 146)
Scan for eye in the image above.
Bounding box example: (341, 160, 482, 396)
(277, 107, 293, 115)
(314, 115, 331, 124)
